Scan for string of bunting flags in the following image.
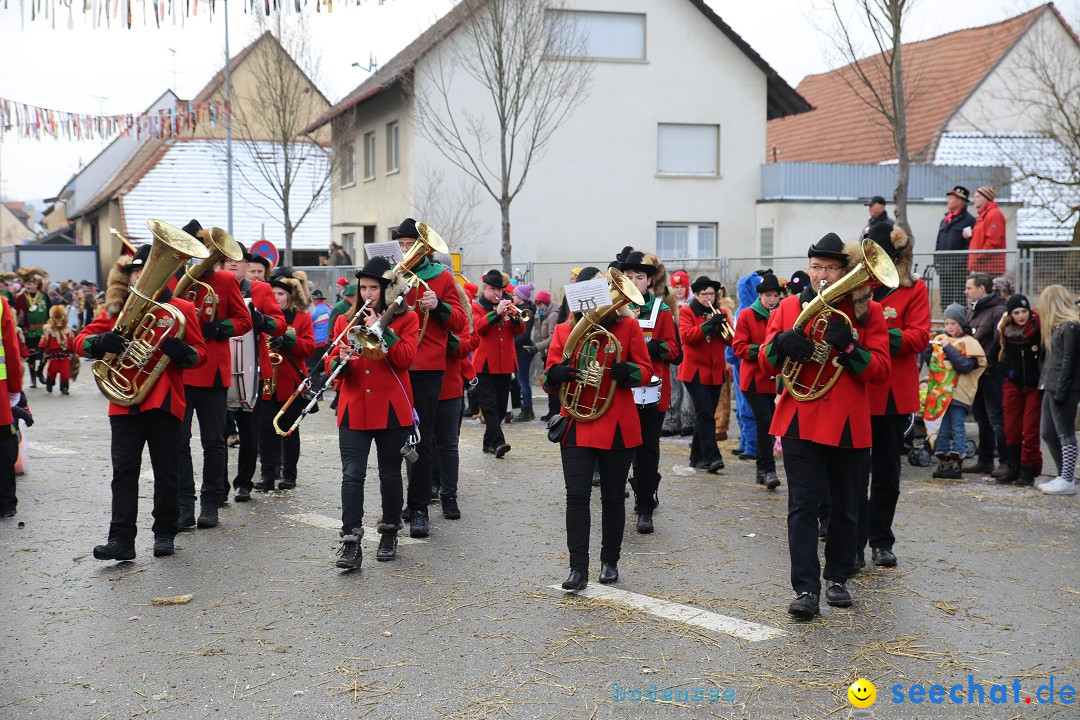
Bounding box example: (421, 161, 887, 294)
(1, 0, 389, 29)
(0, 97, 226, 141)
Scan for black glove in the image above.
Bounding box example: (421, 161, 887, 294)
(160, 337, 190, 363)
(269, 336, 285, 350)
(646, 339, 664, 358)
(703, 313, 727, 334)
(775, 329, 814, 363)
(15, 392, 28, 409)
(250, 308, 266, 333)
(824, 318, 855, 353)
(12, 405, 32, 427)
(610, 362, 632, 385)
(546, 361, 580, 384)
(201, 320, 226, 341)
(92, 331, 126, 358)
(525, 345, 538, 356)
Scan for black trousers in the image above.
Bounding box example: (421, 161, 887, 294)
(973, 369, 1007, 465)
(258, 398, 303, 483)
(782, 437, 866, 595)
(858, 414, 908, 553)
(228, 407, 259, 491)
(476, 372, 511, 451)
(434, 396, 464, 499)
(109, 411, 182, 543)
(0, 425, 19, 513)
(25, 336, 42, 385)
(179, 386, 228, 513)
(340, 425, 409, 533)
(685, 381, 723, 465)
(406, 370, 441, 511)
(744, 392, 777, 473)
(631, 405, 662, 512)
(561, 444, 634, 572)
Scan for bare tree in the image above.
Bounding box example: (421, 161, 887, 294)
(412, 163, 486, 253)
(230, 14, 333, 266)
(414, 0, 592, 273)
(821, 0, 915, 237)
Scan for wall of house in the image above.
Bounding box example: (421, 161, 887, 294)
(406, 0, 769, 270)
(0, 205, 34, 247)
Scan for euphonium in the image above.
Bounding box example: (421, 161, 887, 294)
(559, 268, 645, 421)
(92, 219, 211, 406)
(174, 226, 244, 323)
(780, 237, 899, 401)
(391, 222, 449, 342)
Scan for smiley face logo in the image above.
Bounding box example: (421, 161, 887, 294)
(848, 678, 876, 708)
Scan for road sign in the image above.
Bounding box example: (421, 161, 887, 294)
(250, 240, 279, 270)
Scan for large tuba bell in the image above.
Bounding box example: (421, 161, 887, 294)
(391, 222, 449, 342)
(780, 237, 899, 401)
(559, 268, 645, 421)
(92, 219, 211, 406)
(174, 226, 244, 323)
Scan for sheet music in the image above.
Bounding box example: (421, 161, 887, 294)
(365, 241, 404, 264)
(564, 278, 610, 313)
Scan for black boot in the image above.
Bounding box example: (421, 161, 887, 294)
(254, 477, 275, 491)
(636, 512, 654, 534)
(441, 496, 461, 520)
(60, 382, 69, 395)
(376, 523, 399, 561)
(336, 528, 363, 570)
(409, 507, 430, 538)
(45, 382, 53, 393)
(93, 538, 135, 561)
(196, 505, 219, 529)
(1018, 464, 1037, 487)
(997, 446, 1021, 484)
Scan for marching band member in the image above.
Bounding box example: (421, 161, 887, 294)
(176, 220, 253, 531)
(860, 223, 930, 569)
(0, 291, 27, 519)
(221, 245, 286, 502)
(41, 305, 76, 395)
(392, 218, 468, 539)
(473, 269, 526, 459)
(331, 257, 419, 570)
(76, 245, 207, 561)
(620, 251, 679, 534)
(678, 276, 733, 473)
(14, 268, 51, 389)
(256, 269, 316, 492)
(543, 267, 652, 592)
(732, 272, 783, 490)
(760, 233, 889, 620)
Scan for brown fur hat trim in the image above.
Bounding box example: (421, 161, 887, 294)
(105, 257, 133, 319)
(842, 241, 872, 324)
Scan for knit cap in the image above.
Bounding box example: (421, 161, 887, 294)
(943, 303, 967, 326)
(514, 282, 535, 301)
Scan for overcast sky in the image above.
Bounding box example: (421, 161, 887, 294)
(1, 0, 1075, 210)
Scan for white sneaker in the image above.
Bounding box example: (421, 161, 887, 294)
(1034, 476, 1053, 489)
(1038, 477, 1077, 495)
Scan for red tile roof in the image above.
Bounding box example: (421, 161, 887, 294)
(766, 5, 1049, 165)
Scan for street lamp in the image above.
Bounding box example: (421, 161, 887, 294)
(351, 53, 378, 73)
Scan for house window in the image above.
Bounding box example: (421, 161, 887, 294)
(546, 10, 646, 60)
(760, 227, 774, 256)
(656, 223, 717, 259)
(364, 131, 376, 180)
(340, 141, 356, 186)
(342, 232, 356, 260)
(657, 123, 719, 176)
(386, 121, 399, 173)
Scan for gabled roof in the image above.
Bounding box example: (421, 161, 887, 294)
(305, 0, 810, 133)
(766, 4, 1055, 165)
(193, 31, 332, 108)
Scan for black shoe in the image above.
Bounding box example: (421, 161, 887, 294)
(60, 389, 69, 395)
(177, 513, 196, 532)
(825, 581, 852, 607)
(0, 508, 15, 518)
(196, 506, 219, 529)
(1018, 465, 1037, 487)
(234, 487, 251, 502)
(409, 509, 430, 538)
(755, 471, 766, 485)
(441, 497, 461, 520)
(514, 409, 535, 422)
(278, 479, 296, 490)
(787, 592, 819, 619)
(598, 562, 618, 584)
(872, 547, 897, 567)
(45, 383, 53, 393)
(738, 453, 756, 461)
(708, 459, 725, 473)
(764, 471, 781, 490)
(153, 536, 175, 557)
(693, 461, 709, 470)
(494, 443, 511, 459)
(997, 463, 1020, 484)
(561, 569, 588, 593)
(254, 478, 275, 491)
(636, 513, 654, 534)
(93, 538, 135, 562)
(540, 413, 554, 423)
(376, 532, 398, 561)
(336, 531, 362, 570)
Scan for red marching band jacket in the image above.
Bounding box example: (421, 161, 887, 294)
(677, 300, 731, 386)
(632, 294, 679, 412)
(260, 309, 316, 403)
(0, 298, 24, 427)
(439, 327, 480, 402)
(405, 260, 468, 372)
(760, 293, 890, 448)
(246, 279, 288, 384)
(733, 302, 777, 394)
(472, 298, 526, 374)
(327, 311, 419, 431)
(76, 296, 208, 421)
(179, 270, 253, 388)
(868, 280, 931, 416)
(543, 316, 652, 450)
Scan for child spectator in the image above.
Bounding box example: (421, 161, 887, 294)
(927, 303, 987, 479)
(997, 294, 1042, 485)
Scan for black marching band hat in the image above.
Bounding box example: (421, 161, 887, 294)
(480, 269, 507, 289)
(391, 217, 420, 240)
(355, 256, 394, 287)
(807, 232, 848, 264)
(787, 270, 811, 294)
(691, 275, 722, 294)
(756, 273, 782, 294)
(574, 267, 602, 284)
(619, 251, 660, 277)
(181, 218, 203, 238)
(120, 243, 152, 274)
(865, 223, 907, 259)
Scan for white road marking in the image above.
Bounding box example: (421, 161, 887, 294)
(547, 584, 783, 642)
(29, 442, 78, 456)
(287, 512, 426, 545)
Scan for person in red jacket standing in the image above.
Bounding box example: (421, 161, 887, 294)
(678, 276, 732, 473)
(330, 257, 419, 570)
(760, 233, 890, 620)
(859, 224, 930, 570)
(76, 246, 208, 561)
(40, 304, 76, 395)
(542, 266, 653, 592)
(472, 269, 526, 459)
(256, 269, 316, 492)
(965, 186, 1007, 275)
(732, 272, 783, 490)
(0, 294, 28, 519)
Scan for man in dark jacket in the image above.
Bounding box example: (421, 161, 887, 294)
(860, 195, 894, 240)
(963, 273, 1008, 476)
(934, 186, 977, 314)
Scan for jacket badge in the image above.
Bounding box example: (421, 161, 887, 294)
(883, 306, 898, 320)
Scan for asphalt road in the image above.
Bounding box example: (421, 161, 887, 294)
(2, 376, 1077, 720)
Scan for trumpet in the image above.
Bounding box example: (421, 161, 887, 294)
(705, 302, 733, 342)
(504, 303, 531, 323)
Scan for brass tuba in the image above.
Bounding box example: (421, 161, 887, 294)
(391, 222, 449, 342)
(174, 226, 244, 323)
(92, 219, 211, 406)
(780, 237, 899, 401)
(559, 268, 644, 421)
